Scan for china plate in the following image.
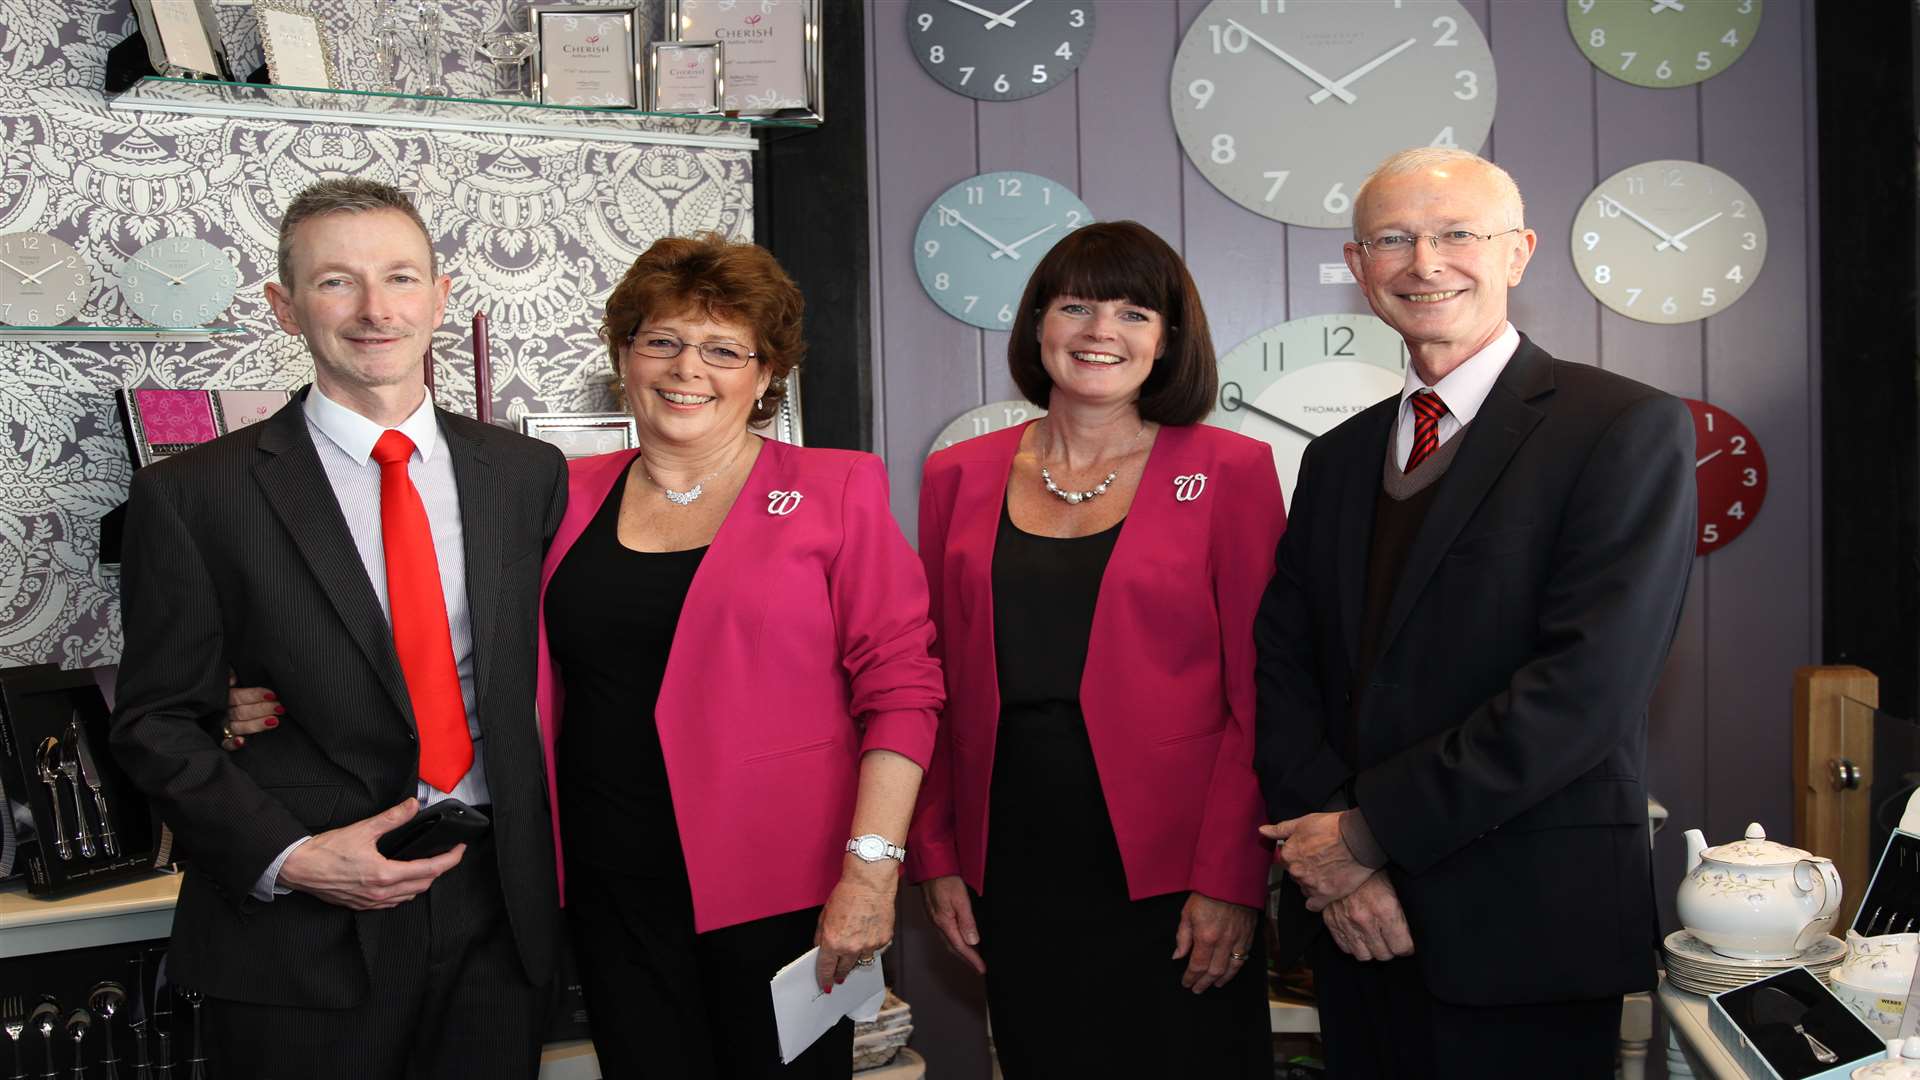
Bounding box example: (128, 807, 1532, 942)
(1663, 930, 1847, 971)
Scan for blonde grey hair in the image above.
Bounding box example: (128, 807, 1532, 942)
(1352, 148, 1526, 239)
(276, 178, 436, 286)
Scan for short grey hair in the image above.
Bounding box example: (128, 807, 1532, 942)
(1352, 148, 1526, 239)
(276, 178, 436, 285)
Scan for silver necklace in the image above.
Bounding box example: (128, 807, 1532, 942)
(641, 441, 744, 506)
(1038, 423, 1147, 506)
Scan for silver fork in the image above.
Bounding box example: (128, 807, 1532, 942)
(3, 995, 24, 1080)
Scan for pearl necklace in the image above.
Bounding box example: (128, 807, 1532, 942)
(1038, 422, 1148, 506)
(641, 441, 745, 506)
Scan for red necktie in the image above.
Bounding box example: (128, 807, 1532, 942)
(370, 430, 472, 792)
(1405, 390, 1449, 472)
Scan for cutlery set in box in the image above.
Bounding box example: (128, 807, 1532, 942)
(0, 942, 210, 1079)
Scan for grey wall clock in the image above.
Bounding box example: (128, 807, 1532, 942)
(1567, 0, 1761, 89)
(0, 232, 91, 327)
(913, 170, 1093, 330)
(908, 0, 1095, 101)
(121, 237, 242, 328)
(1170, 0, 1497, 229)
(1569, 159, 1766, 324)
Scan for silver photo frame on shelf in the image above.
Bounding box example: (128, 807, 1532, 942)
(531, 3, 648, 108)
(254, 0, 339, 89)
(520, 412, 641, 459)
(752, 370, 803, 446)
(666, 0, 820, 120)
(647, 39, 723, 114)
(131, 0, 233, 80)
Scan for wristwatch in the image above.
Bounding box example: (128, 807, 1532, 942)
(846, 834, 906, 864)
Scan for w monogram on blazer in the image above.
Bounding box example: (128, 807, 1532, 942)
(536, 440, 943, 932)
(907, 422, 1286, 910)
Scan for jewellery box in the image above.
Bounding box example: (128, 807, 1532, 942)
(1709, 967, 1886, 1080)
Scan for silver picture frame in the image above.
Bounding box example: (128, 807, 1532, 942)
(531, 3, 648, 109)
(131, 0, 234, 80)
(647, 39, 724, 114)
(751, 370, 804, 446)
(253, 0, 339, 90)
(665, 0, 821, 120)
(520, 412, 641, 459)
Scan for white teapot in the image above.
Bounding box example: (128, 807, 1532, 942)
(1678, 822, 1843, 960)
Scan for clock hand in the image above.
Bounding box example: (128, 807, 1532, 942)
(1695, 448, 1724, 468)
(989, 222, 1057, 260)
(1600, 195, 1688, 252)
(984, 0, 1034, 30)
(1650, 0, 1685, 12)
(937, 205, 1021, 259)
(0, 258, 34, 282)
(943, 0, 1015, 28)
(173, 261, 212, 282)
(1225, 20, 1356, 106)
(1308, 37, 1417, 105)
(1222, 390, 1318, 441)
(1655, 211, 1724, 252)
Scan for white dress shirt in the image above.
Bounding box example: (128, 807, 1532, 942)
(255, 385, 488, 899)
(1392, 322, 1521, 471)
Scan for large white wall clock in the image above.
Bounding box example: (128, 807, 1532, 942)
(1570, 159, 1766, 325)
(929, 398, 1046, 455)
(1169, 0, 1497, 229)
(1207, 312, 1406, 499)
(908, 0, 1095, 102)
(1567, 0, 1761, 89)
(913, 170, 1093, 331)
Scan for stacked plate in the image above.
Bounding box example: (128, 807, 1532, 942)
(1663, 930, 1849, 995)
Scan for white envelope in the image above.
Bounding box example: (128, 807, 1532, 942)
(768, 946, 887, 1064)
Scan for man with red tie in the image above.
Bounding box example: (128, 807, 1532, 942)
(111, 178, 566, 1078)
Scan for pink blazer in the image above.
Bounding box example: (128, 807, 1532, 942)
(906, 422, 1286, 909)
(536, 441, 943, 932)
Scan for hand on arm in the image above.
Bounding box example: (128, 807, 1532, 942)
(1263, 811, 1372, 910)
(1172, 893, 1259, 993)
(276, 799, 465, 910)
(220, 672, 283, 750)
(1321, 871, 1414, 961)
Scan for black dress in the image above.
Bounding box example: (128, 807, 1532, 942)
(977, 499, 1271, 1078)
(545, 464, 852, 1079)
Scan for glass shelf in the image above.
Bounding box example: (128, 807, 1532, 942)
(108, 76, 802, 150)
(0, 325, 243, 343)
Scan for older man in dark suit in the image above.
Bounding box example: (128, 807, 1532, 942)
(1254, 149, 1696, 1079)
(111, 178, 565, 1078)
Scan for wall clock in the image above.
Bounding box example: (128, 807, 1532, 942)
(1206, 312, 1406, 499)
(1567, 0, 1761, 89)
(913, 170, 1092, 331)
(1169, 0, 1497, 228)
(908, 0, 1095, 102)
(0, 232, 91, 327)
(929, 398, 1046, 455)
(120, 237, 242, 328)
(1685, 398, 1765, 556)
(1570, 160, 1766, 325)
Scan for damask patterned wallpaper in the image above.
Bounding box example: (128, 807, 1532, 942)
(0, 0, 754, 671)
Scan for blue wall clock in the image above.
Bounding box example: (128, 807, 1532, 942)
(912, 170, 1092, 331)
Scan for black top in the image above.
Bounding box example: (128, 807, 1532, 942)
(545, 463, 707, 878)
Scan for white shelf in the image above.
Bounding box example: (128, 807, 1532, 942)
(0, 326, 240, 343)
(1269, 995, 1321, 1034)
(0, 872, 180, 958)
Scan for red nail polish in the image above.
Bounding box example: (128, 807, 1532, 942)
(264, 692, 278, 701)
(825, 985, 832, 994)
(265, 717, 279, 728)
(274, 704, 286, 715)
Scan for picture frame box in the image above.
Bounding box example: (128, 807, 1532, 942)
(253, 0, 340, 90)
(648, 39, 724, 114)
(666, 0, 821, 120)
(532, 3, 648, 109)
(521, 372, 805, 456)
(130, 0, 233, 81)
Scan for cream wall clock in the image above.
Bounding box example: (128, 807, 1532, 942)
(1567, 0, 1761, 89)
(930, 399, 1045, 455)
(0, 232, 91, 326)
(1169, 0, 1497, 228)
(1570, 159, 1766, 325)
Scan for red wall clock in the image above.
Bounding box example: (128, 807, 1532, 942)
(1685, 398, 1767, 555)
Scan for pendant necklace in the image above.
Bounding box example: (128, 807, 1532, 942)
(641, 439, 745, 506)
(1039, 421, 1149, 506)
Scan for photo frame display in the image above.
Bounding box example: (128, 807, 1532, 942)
(131, 0, 233, 80)
(532, 3, 647, 108)
(521, 413, 641, 459)
(666, 0, 820, 119)
(254, 0, 339, 89)
(116, 388, 293, 467)
(648, 40, 723, 114)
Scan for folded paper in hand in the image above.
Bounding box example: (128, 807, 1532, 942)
(769, 947, 886, 1064)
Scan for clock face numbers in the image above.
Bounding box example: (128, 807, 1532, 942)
(1567, 0, 1762, 89)
(1169, 0, 1497, 228)
(930, 398, 1046, 455)
(1208, 312, 1407, 498)
(1570, 160, 1766, 325)
(0, 232, 91, 326)
(1685, 398, 1765, 556)
(913, 171, 1093, 331)
(121, 237, 242, 328)
(909, 0, 1095, 102)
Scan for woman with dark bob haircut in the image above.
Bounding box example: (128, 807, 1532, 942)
(908, 221, 1286, 1076)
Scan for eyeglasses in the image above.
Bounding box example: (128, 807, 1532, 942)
(627, 330, 758, 369)
(1356, 228, 1524, 261)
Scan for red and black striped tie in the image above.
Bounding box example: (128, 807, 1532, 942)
(1405, 390, 1449, 472)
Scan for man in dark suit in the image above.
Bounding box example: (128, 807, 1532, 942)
(111, 178, 566, 1078)
(1253, 149, 1696, 1079)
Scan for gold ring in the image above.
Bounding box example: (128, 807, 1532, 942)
(1229, 950, 1249, 961)
(854, 955, 875, 967)
(221, 724, 235, 742)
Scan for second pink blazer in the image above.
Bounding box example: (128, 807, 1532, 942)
(907, 422, 1286, 910)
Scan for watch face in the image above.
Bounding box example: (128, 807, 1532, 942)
(120, 237, 242, 328)
(1570, 160, 1766, 325)
(856, 836, 887, 860)
(1207, 313, 1406, 499)
(930, 398, 1045, 455)
(1170, 0, 1497, 228)
(1686, 398, 1766, 556)
(1567, 0, 1762, 89)
(908, 0, 1096, 102)
(913, 171, 1093, 330)
(0, 232, 91, 326)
